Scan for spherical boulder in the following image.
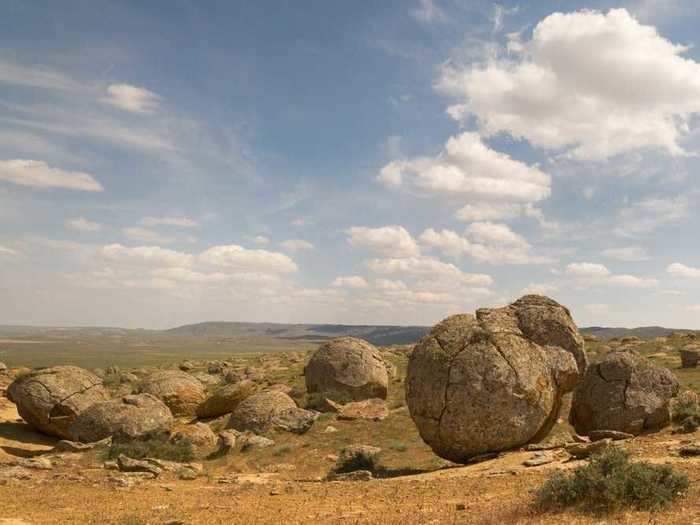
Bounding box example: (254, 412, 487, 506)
(227, 390, 314, 434)
(304, 337, 388, 401)
(138, 370, 205, 417)
(196, 380, 257, 419)
(170, 422, 219, 458)
(7, 366, 110, 438)
(406, 295, 584, 463)
(570, 350, 679, 435)
(68, 393, 173, 443)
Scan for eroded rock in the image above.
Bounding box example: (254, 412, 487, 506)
(196, 380, 257, 419)
(406, 295, 584, 463)
(138, 370, 205, 417)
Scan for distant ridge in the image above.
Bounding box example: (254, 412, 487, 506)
(579, 326, 694, 341)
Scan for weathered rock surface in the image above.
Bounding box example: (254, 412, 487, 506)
(195, 380, 256, 419)
(565, 438, 614, 459)
(7, 366, 110, 438)
(227, 391, 298, 434)
(138, 370, 205, 417)
(304, 337, 389, 401)
(117, 454, 161, 476)
(270, 407, 317, 434)
(335, 398, 389, 421)
(406, 295, 584, 463)
(570, 350, 679, 436)
(170, 422, 219, 458)
(69, 393, 173, 443)
(680, 345, 700, 368)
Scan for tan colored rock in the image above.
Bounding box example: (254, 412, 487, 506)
(69, 393, 173, 443)
(570, 350, 679, 436)
(7, 366, 110, 439)
(196, 380, 257, 418)
(406, 295, 583, 463)
(680, 345, 700, 368)
(304, 337, 388, 401)
(170, 422, 218, 458)
(227, 390, 296, 434)
(138, 370, 205, 417)
(336, 399, 389, 421)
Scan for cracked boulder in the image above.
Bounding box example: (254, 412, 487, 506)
(138, 370, 205, 417)
(304, 337, 389, 401)
(227, 390, 316, 434)
(406, 295, 584, 463)
(7, 366, 110, 439)
(68, 393, 174, 443)
(570, 350, 679, 436)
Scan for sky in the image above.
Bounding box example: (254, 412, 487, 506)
(2, 0, 700, 329)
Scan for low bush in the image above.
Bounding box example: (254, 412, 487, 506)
(535, 448, 688, 514)
(334, 447, 379, 474)
(672, 392, 700, 433)
(106, 437, 194, 463)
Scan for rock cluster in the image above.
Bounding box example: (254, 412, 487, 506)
(406, 295, 586, 462)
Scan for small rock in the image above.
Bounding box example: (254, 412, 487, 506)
(336, 398, 389, 421)
(324, 426, 338, 434)
(565, 438, 614, 459)
(455, 503, 466, 511)
(523, 453, 556, 467)
(117, 454, 161, 476)
(53, 437, 111, 453)
(14, 457, 52, 470)
(327, 470, 373, 481)
(679, 443, 700, 456)
(588, 430, 634, 442)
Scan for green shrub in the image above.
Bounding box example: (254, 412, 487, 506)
(672, 393, 700, 433)
(536, 448, 688, 514)
(389, 440, 408, 452)
(106, 437, 194, 462)
(334, 447, 378, 474)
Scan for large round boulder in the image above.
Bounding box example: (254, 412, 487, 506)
(170, 422, 219, 458)
(406, 295, 584, 463)
(7, 366, 110, 439)
(68, 393, 173, 443)
(570, 350, 679, 435)
(138, 370, 205, 417)
(304, 337, 388, 401)
(227, 390, 315, 434)
(196, 380, 257, 419)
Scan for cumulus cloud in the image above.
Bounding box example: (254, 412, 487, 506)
(601, 246, 650, 261)
(347, 226, 420, 258)
(199, 245, 298, 274)
(100, 244, 193, 268)
(250, 235, 270, 246)
(122, 227, 173, 244)
(420, 224, 553, 265)
(455, 202, 521, 222)
(520, 283, 558, 295)
(668, 262, 700, 278)
(142, 216, 197, 228)
(0, 159, 103, 191)
(378, 133, 550, 206)
(103, 84, 161, 114)
(280, 239, 314, 252)
(567, 262, 657, 287)
(366, 256, 493, 286)
(410, 0, 444, 23)
(332, 276, 369, 289)
(65, 217, 102, 232)
(438, 8, 700, 160)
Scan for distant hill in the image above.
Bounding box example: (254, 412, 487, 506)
(579, 326, 694, 341)
(164, 322, 430, 346)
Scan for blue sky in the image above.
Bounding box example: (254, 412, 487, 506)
(2, 0, 700, 329)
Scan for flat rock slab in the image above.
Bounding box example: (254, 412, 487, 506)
(565, 438, 614, 459)
(588, 430, 634, 442)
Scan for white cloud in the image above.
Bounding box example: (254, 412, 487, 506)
(467, 222, 528, 247)
(142, 216, 197, 228)
(0, 245, 18, 256)
(584, 303, 610, 315)
(668, 262, 700, 278)
(602, 246, 650, 261)
(566, 262, 611, 278)
(367, 256, 493, 286)
(280, 239, 314, 252)
(199, 245, 298, 274)
(410, 0, 444, 23)
(520, 283, 558, 295)
(0, 159, 103, 192)
(250, 236, 270, 246)
(122, 227, 173, 244)
(332, 276, 369, 289)
(378, 133, 550, 206)
(438, 8, 700, 160)
(100, 244, 193, 268)
(65, 217, 103, 232)
(103, 84, 160, 114)
(0, 57, 79, 91)
(567, 262, 657, 287)
(616, 196, 689, 235)
(419, 229, 472, 259)
(455, 202, 521, 222)
(347, 226, 420, 258)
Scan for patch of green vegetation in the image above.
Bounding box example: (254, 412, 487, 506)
(273, 444, 293, 457)
(334, 449, 378, 474)
(304, 390, 354, 410)
(535, 448, 688, 515)
(389, 440, 408, 452)
(106, 437, 194, 463)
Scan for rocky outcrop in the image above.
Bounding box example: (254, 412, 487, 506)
(304, 337, 389, 401)
(68, 394, 173, 443)
(7, 366, 110, 438)
(196, 380, 257, 419)
(570, 350, 679, 435)
(138, 370, 205, 417)
(227, 391, 315, 434)
(405, 295, 584, 463)
(680, 346, 700, 368)
(170, 422, 219, 458)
